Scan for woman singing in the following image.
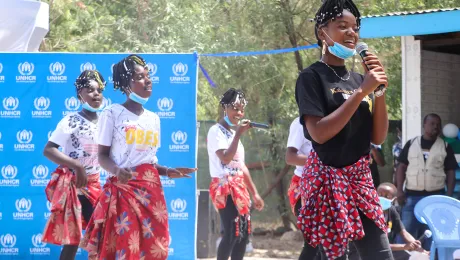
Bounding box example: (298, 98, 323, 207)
(295, 0, 392, 259)
(80, 55, 196, 260)
(42, 70, 105, 260)
(208, 88, 264, 260)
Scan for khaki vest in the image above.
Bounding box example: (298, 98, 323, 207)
(405, 136, 447, 191)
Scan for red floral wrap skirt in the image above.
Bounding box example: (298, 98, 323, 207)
(297, 151, 387, 259)
(80, 164, 169, 260)
(42, 167, 101, 245)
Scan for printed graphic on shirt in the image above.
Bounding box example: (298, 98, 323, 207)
(125, 126, 159, 151)
(217, 125, 244, 176)
(49, 113, 100, 175)
(330, 87, 373, 113)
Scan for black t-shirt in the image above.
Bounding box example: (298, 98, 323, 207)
(295, 61, 373, 168)
(398, 136, 458, 195)
(385, 205, 404, 243)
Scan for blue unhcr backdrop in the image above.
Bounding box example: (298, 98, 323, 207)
(0, 53, 198, 259)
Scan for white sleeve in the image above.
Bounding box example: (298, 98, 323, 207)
(49, 116, 71, 148)
(207, 126, 229, 154)
(97, 108, 114, 146)
(287, 119, 305, 150)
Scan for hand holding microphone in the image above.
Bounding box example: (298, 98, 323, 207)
(356, 42, 388, 97)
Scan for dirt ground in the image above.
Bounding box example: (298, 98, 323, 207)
(199, 234, 303, 260)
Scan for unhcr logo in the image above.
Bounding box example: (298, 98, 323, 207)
(80, 62, 96, 72)
(15, 130, 34, 152)
(0, 234, 18, 255)
(1, 97, 20, 118)
(170, 131, 189, 152)
(14, 198, 34, 220)
(156, 98, 175, 119)
(0, 132, 3, 151)
(101, 97, 112, 110)
(146, 62, 159, 83)
(30, 234, 50, 255)
(16, 62, 36, 83)
(63, 97, 81, 116)
(108, 63, 115, 83)
(32, 97, 52, 118)
(170, 62, 190, 84)
(44, 201, 52, 219)
(169, 198, 188, 220)
(47, 62, 67, 83)
(31, 165, 49, 187)
(0, 165, 19, 187)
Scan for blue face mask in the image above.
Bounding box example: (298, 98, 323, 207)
(379, 197, 394, 211)
(129, 92, 149, 105)
(323, 30, 356, 60)
(81, 102, 100, 112)
(224, 115, 235, 127)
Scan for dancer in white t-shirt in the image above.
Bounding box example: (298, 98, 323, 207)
(208, 88, 264, 260)
(80, 55, 196, 260)
(285, 117, 313, 216)
(42, 70, 105, 260)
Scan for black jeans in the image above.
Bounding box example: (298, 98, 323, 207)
(296, 201, 393, 260)
(217, 196, 248, 260)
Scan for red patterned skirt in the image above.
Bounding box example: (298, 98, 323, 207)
(42, 167, 102, 246)
(287, 175, 301, 215)
(80, 164, 169, 260)
(297, 151, 387, 259)
(210, 173, 251, 236)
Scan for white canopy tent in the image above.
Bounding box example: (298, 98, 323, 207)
(0, 0, 49, 52)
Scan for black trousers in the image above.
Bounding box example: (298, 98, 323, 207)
(217, 196, 248, 260)
(78, 195, 94, 223)
(295, 201, 393, 260)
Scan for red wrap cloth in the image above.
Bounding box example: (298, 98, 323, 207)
(210, 173, 250, 215)
(80, 164, 169, 260)
(42, 167, 102, 245)
(297, 151, 387, 259)
(287, 175, 301, 215)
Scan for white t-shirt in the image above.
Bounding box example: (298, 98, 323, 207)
(287, 117, 312, 177)
(98, 104, 161, 174)
(49, 113, 100, 175)
(207, 124, 245, 178)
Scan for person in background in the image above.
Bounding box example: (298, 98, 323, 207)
(370, 144, 385, 188)
(207, 88, 264, 260)
(392, 125, 403, 184)
(42, 70, 106, 260)
(378, 183, 429, 260)
(396, 113, 458, 250)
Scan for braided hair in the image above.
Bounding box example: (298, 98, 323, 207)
(112, 54, 148, 94)
(314, 0, 361, 46)
(219, 88, 248, 109)
(74, 70, 106, 92)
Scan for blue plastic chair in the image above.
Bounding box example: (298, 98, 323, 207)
(414, 195, 460, 260)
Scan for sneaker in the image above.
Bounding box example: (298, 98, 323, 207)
(216, 237, 222, 251)
(245, 241, 254, 253)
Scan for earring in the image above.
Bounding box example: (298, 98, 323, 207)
(322, 41, 327, 55)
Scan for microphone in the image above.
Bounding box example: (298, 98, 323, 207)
(356, 42, 385, 96)
(249, 122, 269, 129)
(417, 230, 432, 242)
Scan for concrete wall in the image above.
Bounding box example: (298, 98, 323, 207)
(421, 50, 460, 127)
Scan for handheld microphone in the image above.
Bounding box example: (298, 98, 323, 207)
(417, 230, 432, 242)
(249, 122, 269, 129)
(356, 42, 385, 96)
